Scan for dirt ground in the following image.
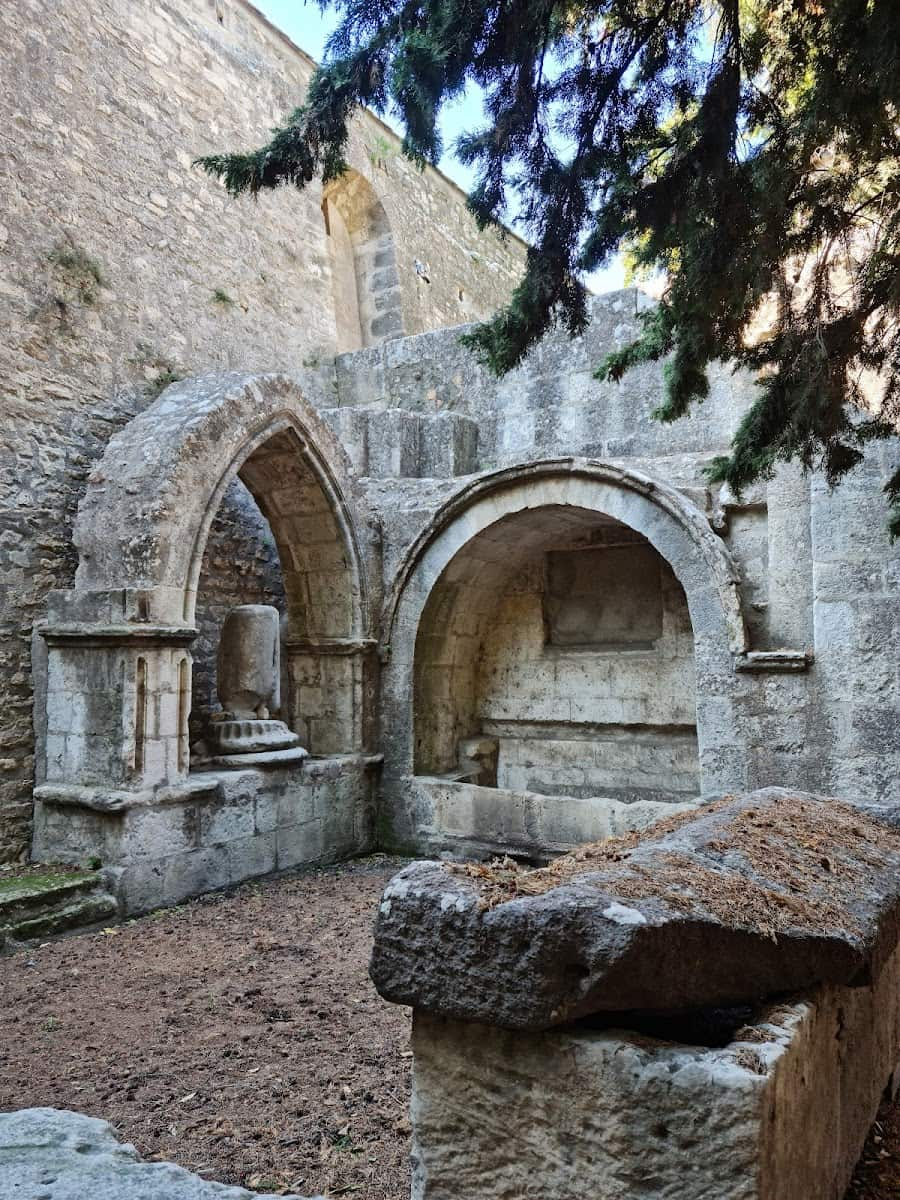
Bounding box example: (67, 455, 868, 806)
(0, 854, 898, 1199)
(0, 857, 413, 1198)
(846, 1092, 900, 1200)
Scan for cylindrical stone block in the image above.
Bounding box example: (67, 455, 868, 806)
(217, 605, 281, 718)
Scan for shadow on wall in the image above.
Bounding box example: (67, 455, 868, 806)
(323, 169, 405, 351)
(413, 504, 700, 806)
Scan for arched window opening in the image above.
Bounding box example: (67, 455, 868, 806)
(323, 169, 404, 351)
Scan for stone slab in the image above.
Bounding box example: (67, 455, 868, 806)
(371, 788, 900, 1028)
(408, 775, 701, 860)
(205, 747, 309, 769)
(409, 931, 900, 1199)
(0, 1107, 321, 1199)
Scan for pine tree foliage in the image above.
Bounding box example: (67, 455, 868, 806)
(197, 0, 900, 533)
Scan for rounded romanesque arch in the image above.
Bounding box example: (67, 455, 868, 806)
(382, 460, 752, 814)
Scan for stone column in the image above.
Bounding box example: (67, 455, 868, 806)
(208, 605, 306, 763)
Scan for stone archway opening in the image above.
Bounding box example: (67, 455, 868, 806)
(190, 479, 286, 749)
(322, 169, 404, 350)
(191, 424, 366, 760)
(382, 460, 749, 856)
(414, 504, 700, 805)
(33, 374, 380, 912)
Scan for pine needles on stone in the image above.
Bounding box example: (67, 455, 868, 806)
(197, 0, 900, 534)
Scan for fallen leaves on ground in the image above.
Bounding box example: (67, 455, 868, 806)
(0, 858, 412, 1199)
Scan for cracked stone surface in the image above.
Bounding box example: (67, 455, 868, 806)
(0, 1108, 323, 1200)
(370, 788, 900, 1029)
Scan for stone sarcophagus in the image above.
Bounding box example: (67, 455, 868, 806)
(370, 788, 900, 1200)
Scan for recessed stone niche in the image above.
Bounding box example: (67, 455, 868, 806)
(544, 541, 664, 649)
(414, 507, 700, 817)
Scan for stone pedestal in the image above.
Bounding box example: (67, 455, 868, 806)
(209, 605, 306, 766)
(35, 587, 196, 796)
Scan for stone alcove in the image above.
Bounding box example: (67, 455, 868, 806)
(32, 373, 380, 911)
(381, 459, 752, 857)
(413, 506, 700, 804)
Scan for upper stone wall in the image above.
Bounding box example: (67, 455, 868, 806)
(0, 0, 523, 861)
(334, 290, 752, 471)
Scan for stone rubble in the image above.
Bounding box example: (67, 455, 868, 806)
(0, 1108, 323, 1200)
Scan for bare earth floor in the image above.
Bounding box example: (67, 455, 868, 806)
(0, 856, 897, 1200)
(0, 858, 413, 1199)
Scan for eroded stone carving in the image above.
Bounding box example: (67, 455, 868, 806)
(207, 605, 306, 766)
(455, 737, 499, 787)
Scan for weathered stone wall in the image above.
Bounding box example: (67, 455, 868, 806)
(33, 756, 378, 914)
(337, 290, 900, 853)
(0, 0, 523, 860)
(410, 503, 699, 805)
(477, 541, 698, 803)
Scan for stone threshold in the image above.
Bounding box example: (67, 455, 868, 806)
(0, 868, 116, 949)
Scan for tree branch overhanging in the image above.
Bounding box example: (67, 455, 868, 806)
(196, 0, 900, 535)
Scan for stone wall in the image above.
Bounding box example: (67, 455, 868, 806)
(411, 505, 699, 805)
(0, 0, 523, 860)
(477, 540, 698, 803)
(33, 755, 378, 914)
(339, 291, 900, 855)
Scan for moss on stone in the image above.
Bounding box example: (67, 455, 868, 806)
(0, 870, 96, 903)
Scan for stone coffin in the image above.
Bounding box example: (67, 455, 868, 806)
(409, 941, 900, 1200)
(372, 787, 900, 1199)
(371, 788, 900, 1028)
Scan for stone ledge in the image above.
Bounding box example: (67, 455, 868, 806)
(204, 746, 310, 769)
(284, 637, 379, 656)
(38, 622, 197, 647)
(734, 649, 813, 673)
(34, 778, 220, 813)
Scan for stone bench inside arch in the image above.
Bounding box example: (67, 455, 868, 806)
(370, 787, 900, 1200)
